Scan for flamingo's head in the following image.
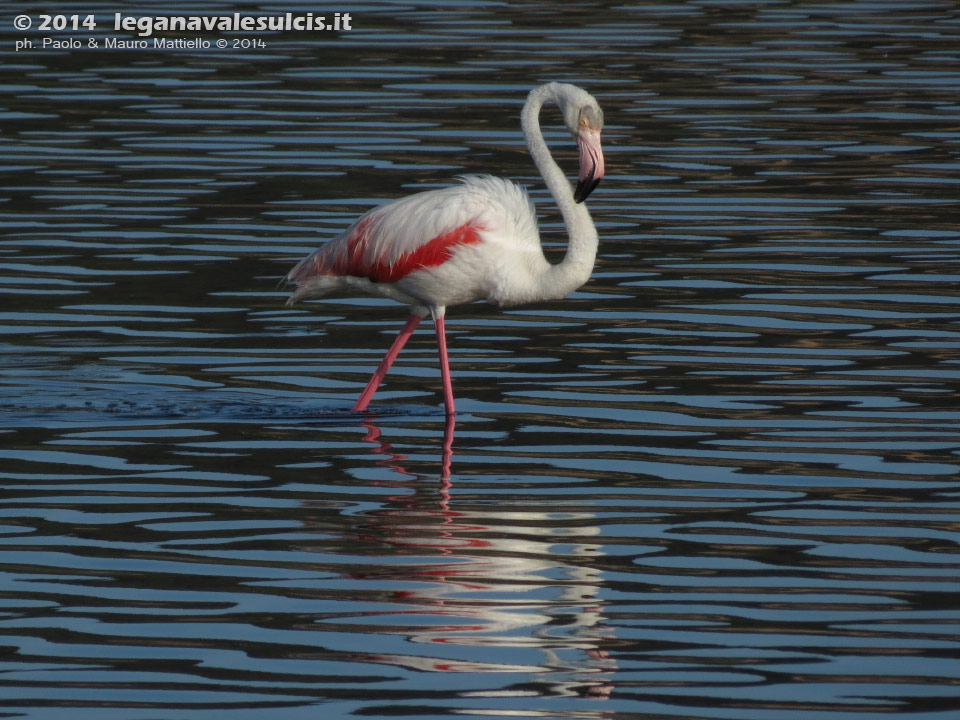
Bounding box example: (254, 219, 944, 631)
(570, 98, 605, 203)
(532, 83, 606, 203)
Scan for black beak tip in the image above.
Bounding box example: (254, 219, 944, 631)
(574, 176, 601, 204)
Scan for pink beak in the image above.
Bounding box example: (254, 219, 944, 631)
(575, 127, 605, 203)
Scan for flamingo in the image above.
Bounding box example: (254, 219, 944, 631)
(285, 82, 605, 415)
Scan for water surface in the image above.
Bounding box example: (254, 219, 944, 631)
(1, 1, 959, 718)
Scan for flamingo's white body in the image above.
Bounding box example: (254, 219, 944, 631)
(286, 82, 605, 415)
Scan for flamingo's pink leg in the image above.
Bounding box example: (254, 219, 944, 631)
(353, 313, 422, 412)
(434, 315, 455, 415)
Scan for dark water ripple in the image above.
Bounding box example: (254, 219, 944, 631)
(1, 1, 959, 718)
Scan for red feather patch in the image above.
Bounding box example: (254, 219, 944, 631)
(337, 221, 484, 283)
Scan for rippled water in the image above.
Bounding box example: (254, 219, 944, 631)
(2, 1, 959, 718)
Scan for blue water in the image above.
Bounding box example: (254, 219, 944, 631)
(1, 1, 959, 718)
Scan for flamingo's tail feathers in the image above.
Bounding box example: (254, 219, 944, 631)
(285, 275, 344, 305)
(283, 248, 341, 305)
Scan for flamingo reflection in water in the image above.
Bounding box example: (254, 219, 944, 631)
(361, 414, 456, 481)
(342, 417, 617, 698)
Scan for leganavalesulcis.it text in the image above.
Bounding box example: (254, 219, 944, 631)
(17, 12, 353, 37)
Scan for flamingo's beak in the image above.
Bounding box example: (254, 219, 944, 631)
(574, 127, 605, 203)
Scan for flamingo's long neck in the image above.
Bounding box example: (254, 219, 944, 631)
(521, 84, 599, 300)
